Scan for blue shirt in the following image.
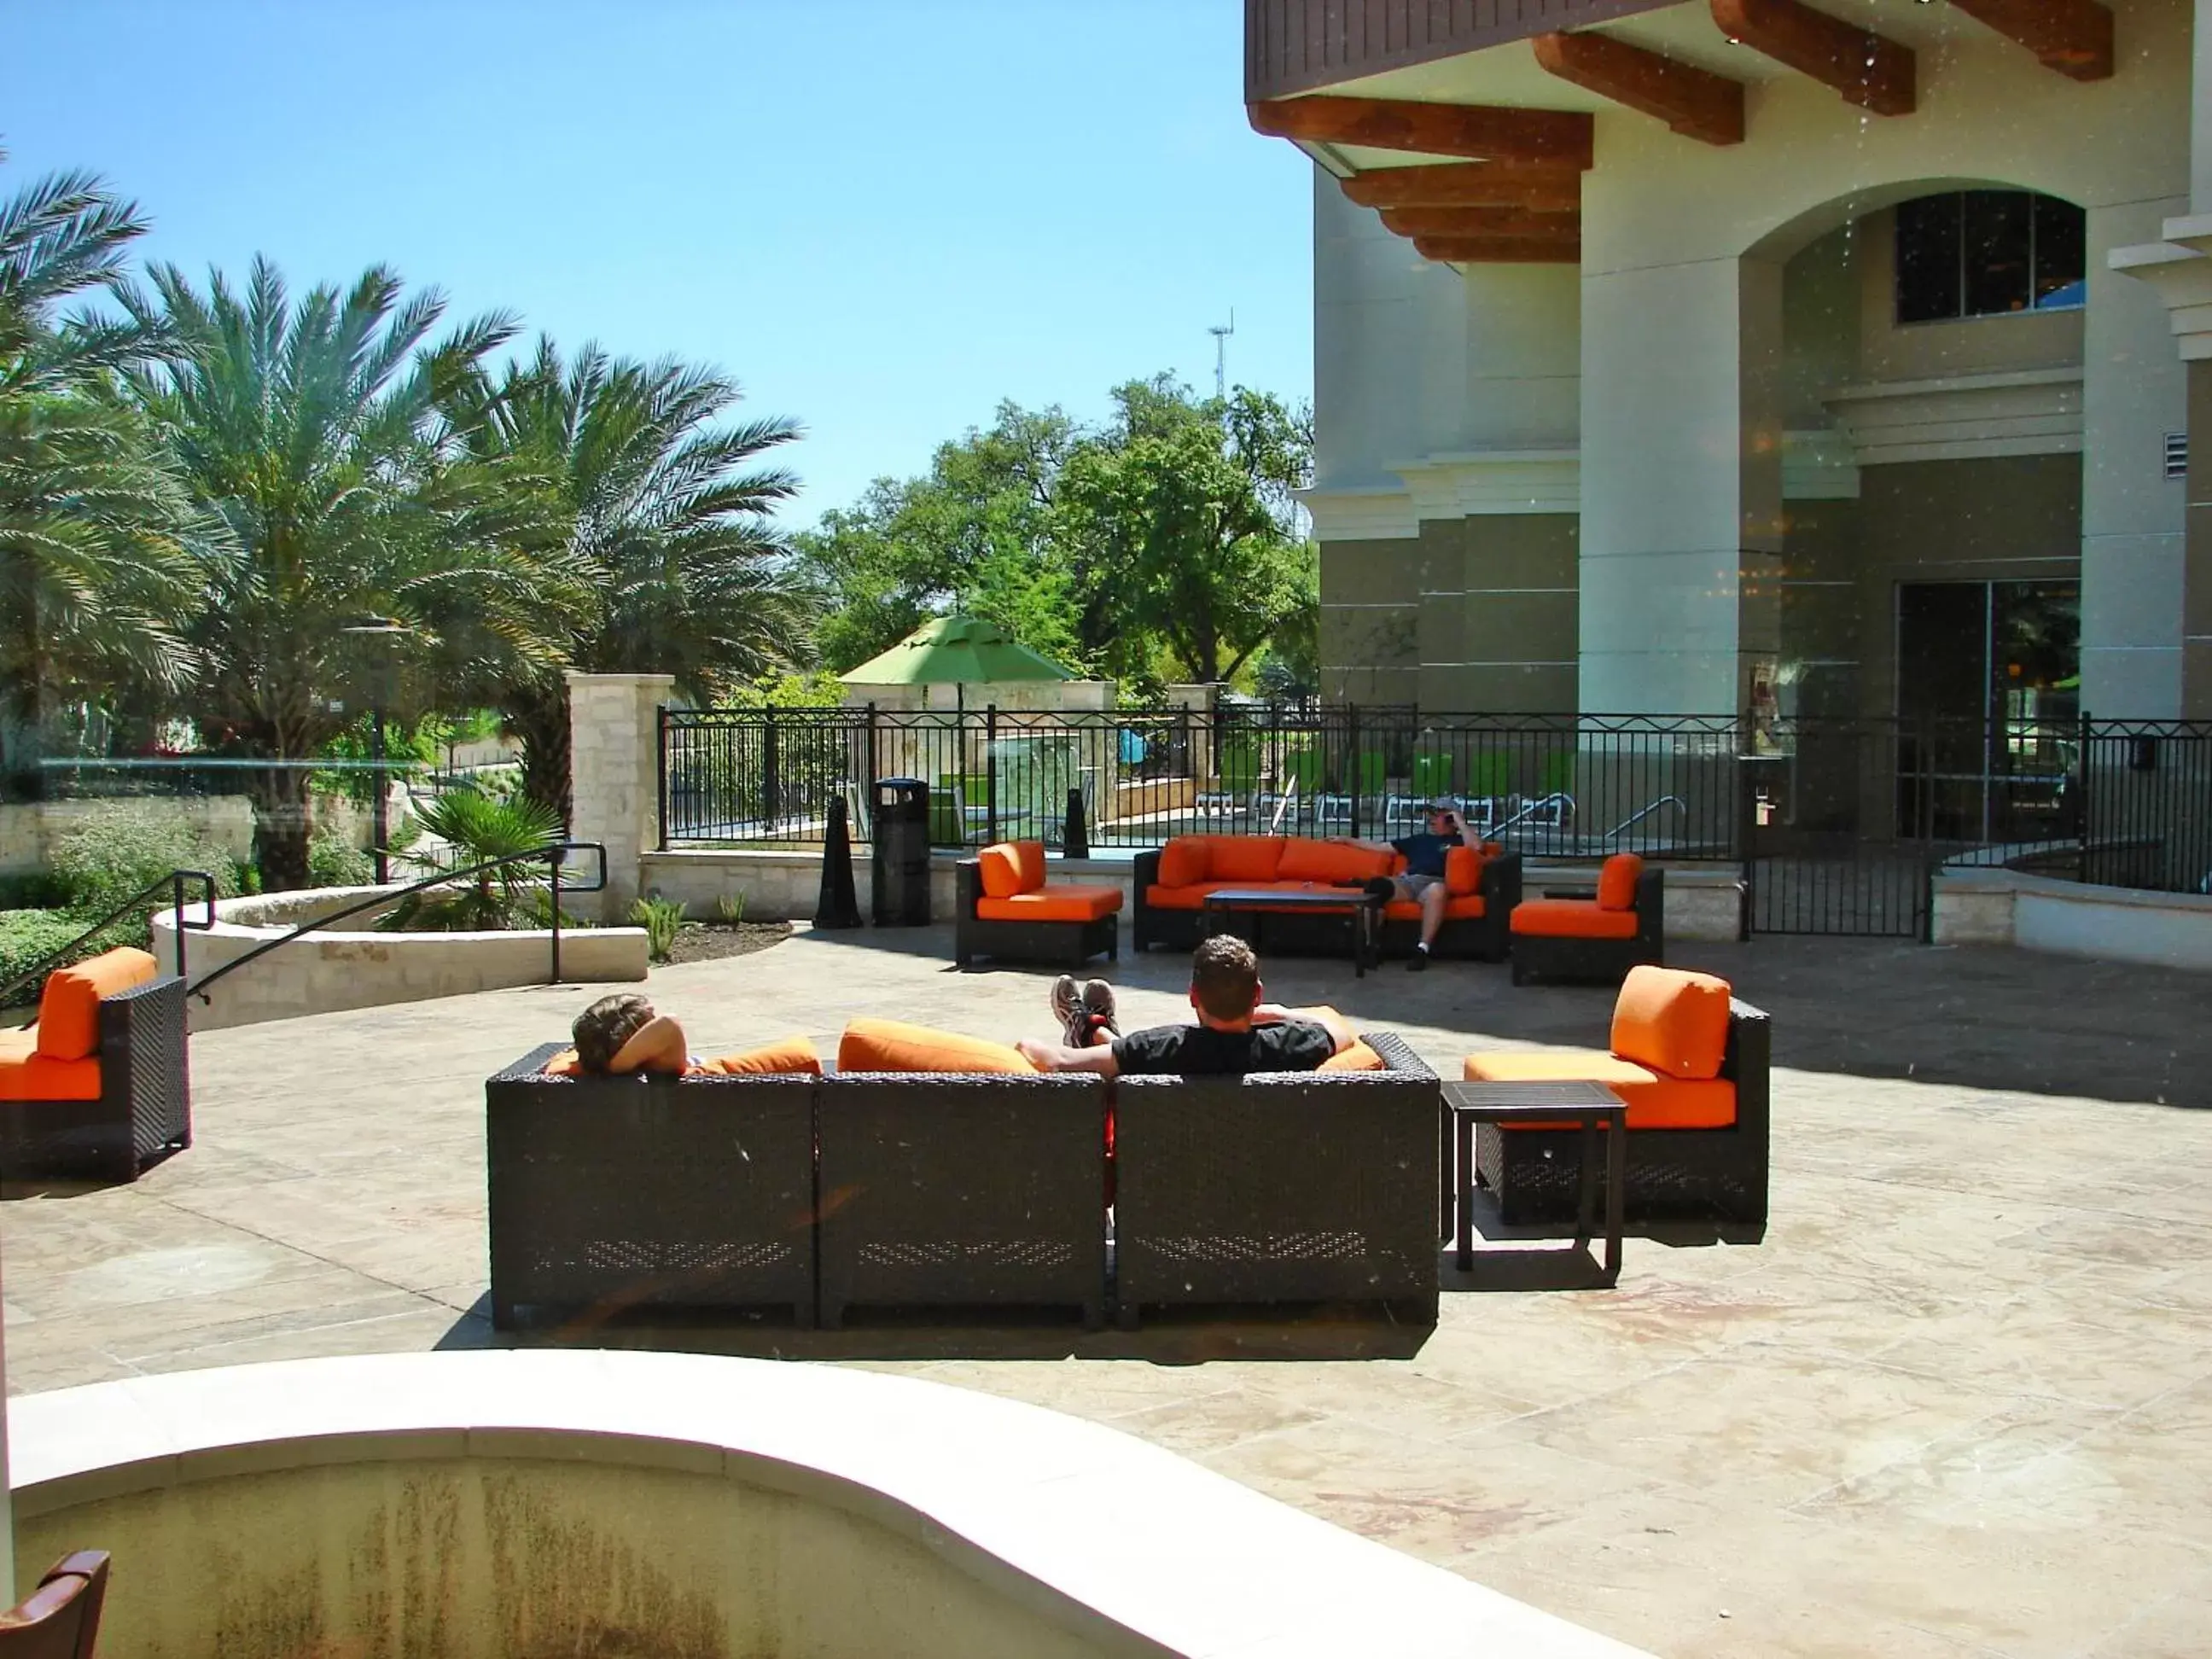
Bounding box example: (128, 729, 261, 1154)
(1391, 830, 1463, 879)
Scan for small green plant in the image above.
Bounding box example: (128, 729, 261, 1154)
(713, 891, 746, 926)
(630, 894, 686, 962)
(0, 909, 100, 1005)
(308, 822, 374, 889)
(380, 784, 561, 932)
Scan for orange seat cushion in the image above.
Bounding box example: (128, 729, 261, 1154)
(976, 842, 1031, 899)
(1610, 966, 1731, 1080)
(1511, 899, 1638, 940)
(1461, 1049, 1736, 1130)
(1278, 839, 1393, 884)
(975, 884, 1123, 923)
(1385, 894, 1486, 923)
(837, 1017, 1036, 1075)
(36, 947, 159, 1062)
(1145, 882, 1230, 911)
(1597, 853, 1644, 911)
(1157, 837, 1211, 887)
(1318, 1039, 1386, 1073)
(1445, 844, 1485, 895)
(0, 1027, 101, 1102)
(695, 1035, 824, 1076)
(1200, 836, 1285, 882)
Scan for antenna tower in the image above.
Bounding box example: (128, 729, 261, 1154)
(1208, 310, 1236, 399)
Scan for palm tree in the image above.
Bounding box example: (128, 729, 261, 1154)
(449, 339, 808, 818)
(0, 152, 195, 788)
(118, 256, 534, 889)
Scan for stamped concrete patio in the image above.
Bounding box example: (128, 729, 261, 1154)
(4, 925, 2209, 1657)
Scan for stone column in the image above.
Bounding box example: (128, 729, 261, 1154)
(1579, 253, 1784, 716)
(566, 672, 674, 923)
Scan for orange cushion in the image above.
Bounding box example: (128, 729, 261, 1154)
(1597, 853, 1644, 911)
(1510, 899, 1638, 940)
(1013, 840, 1046, 892)
(1461, 1049, 1736, 1130)
(1157, 837, 1210, 888)
(696, 1035, 824, 1076)
(1384, 894, 1486, 922)
(0, 1027, 101, 1102)
(1319, 1039, 1386, 1073)
(540, 1046, 584, 1075)
(1445, 845, 1485, 896)
(1278, 839, 1393, 884)
(977, 843, 1027, 899)
(975, 884, 1124, 923)
(1145, 882, 1229, 911)
(1202, 836, 1285, 882)
(1610, 966, 1730, 1081)
(837, 1017, 1036, 1075)
(37, 947, 159, 1062)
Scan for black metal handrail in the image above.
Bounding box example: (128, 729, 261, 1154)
(183, 841, 608, 1004)
(1, 870, 220, 1014)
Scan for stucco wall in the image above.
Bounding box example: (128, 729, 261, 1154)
(1932, 865, 2212, 968)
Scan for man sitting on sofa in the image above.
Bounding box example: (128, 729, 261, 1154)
(1016, 935, 1354, 1077)
(1347, 803, 1466, 973)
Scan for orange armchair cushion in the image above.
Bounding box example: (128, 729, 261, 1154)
(837, 1017, 1036, 1075)
(37, 947, 159, 1062)
(1318, 1039, 1387, 1073)
(1510, 899, 1638, 940)
(975, 884, 1123, 923)
(1156, 837, 1211, 887)
(976, 842, 1034, 899)
(1610, 965, 1730, 1081)
(1278, 839, 1393, 884)
(0, 1027, 100, 1101)
(1445, 844, 1484, 895)
(1596, 853, 1644, 911)
(1462, 1050, 1735, 1130)
(1014, 840, 1046, 891)
(695, 1035, 824, 1076)
(1202, 836, 1286, 882)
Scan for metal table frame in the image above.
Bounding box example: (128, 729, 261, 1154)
(1441, 1080, 1627, 1284)
(1198, 888, 1384, 976)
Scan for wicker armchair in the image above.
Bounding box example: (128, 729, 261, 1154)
(1113, 1031, 1439, 1328)
(816, 1070, 1108, 1330)
(486, 1045, 818, 1329)
(0, 974, 190, 1185)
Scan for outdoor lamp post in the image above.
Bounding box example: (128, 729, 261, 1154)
(340, 618, 408, 885)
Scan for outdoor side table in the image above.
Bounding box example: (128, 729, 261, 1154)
(1441, 1080, 1627, 1284)
(1199, 888, 1383, 976)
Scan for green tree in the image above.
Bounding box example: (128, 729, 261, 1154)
(448, 338, 807, 818)
(119, 257, 529, 890)
(0, 153, 195, 789)
(1056, 377, 1314, 687)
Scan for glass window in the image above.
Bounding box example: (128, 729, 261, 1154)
(1892, 190, 2086, 323)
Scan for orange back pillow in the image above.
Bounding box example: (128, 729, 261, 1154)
(1444, 844, 1484, 895)
(977, 842, 1025, 899)
(38, 946, 159, 1062)
(1610, 965, 1731, 1080)
(837, 1017, 1037, 1075)
(1157, 837, 1210, 887)
(1596, 853, 1644, 911)
(1013, 839, 1046, 892)
(1203, 836, 1286, 882)
(696, 1036, 823, 1076)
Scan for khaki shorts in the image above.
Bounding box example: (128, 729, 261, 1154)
(1393, 873, 1445, 900)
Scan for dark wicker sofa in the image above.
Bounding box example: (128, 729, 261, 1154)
(1113, 1031, 1439, 1328)
(0, 971, 190, 1185)
(1473, 998, 1770, 1226)
(486, 1045, 818, 1330)
(1133, 846, 1521, 962)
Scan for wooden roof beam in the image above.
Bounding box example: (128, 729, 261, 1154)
(1708, 0, 1916, 115)
(1380, 206, 1583, 242)
(1946, 0, 2113, 80)
(1339, 162, 1582, 214)
(1533, 30, 1746, 145)
(1413, 235, 1582, 265)
(1248, 96, 1595, 166)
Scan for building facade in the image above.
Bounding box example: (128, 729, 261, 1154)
(1251, 0, 2212, 725)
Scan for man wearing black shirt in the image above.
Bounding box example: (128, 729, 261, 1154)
(1348, 804, 1466, 972)
(1015, 935, 1353, 1077)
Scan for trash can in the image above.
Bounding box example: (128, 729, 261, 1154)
(872, 777, 932, 926)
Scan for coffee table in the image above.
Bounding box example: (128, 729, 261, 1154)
(1441, 1079, 1627, 1284)
(1200, 887, 1383, 975)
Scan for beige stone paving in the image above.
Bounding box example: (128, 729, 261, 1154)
(4, 924, 2211, 1657)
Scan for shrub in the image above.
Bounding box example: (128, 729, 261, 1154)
(0, 908, 106, 1006)
(713, 891, 746, 926)
(308, 822, 374, 889)
(0, 872, 68, 911)
(46, 803, 239, 916)
(630, 894, 686, 962)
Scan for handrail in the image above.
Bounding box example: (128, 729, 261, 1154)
(2, 870, 219, 1014)
(1492, 793, 1575, 835)
(183, 841, 608, 1004)
(1605, 795, 1685, 841)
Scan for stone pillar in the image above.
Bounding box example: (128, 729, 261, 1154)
(566, 672, 674, 923)
(1580, 253, 1784, 715)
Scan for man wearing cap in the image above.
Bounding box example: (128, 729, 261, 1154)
(1345, 803, 1465, 971)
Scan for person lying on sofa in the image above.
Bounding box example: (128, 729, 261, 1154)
(1344, 803, 1466, 973)
(570, 992, 691, 1074)
(1015, 935, 1355, 1078)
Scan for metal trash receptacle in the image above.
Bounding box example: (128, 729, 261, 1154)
(872, 777, 932, 925)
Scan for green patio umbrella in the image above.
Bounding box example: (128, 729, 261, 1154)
(839, 614, 1074, 707)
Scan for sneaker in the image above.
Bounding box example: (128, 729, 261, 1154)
(1080, 978, 1121, 1043)
(1406, 946, 1430, 973)
(1050, 975, 1086, 1045)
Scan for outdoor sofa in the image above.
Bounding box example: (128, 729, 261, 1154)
(1508, 853, 1665, 985)
(0, 946, 190, 1185)
(954, 840, 1123, 969)
(1134, 834, 1521, 962)
(1463, 965, 1769, 1226)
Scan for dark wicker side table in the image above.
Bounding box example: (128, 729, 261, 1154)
(1441, 1080, 1627, 1284)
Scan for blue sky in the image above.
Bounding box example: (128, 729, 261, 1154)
(3, 1, 1315, 527)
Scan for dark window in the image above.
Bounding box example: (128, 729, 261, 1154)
(1893, 190, 2086, 323)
